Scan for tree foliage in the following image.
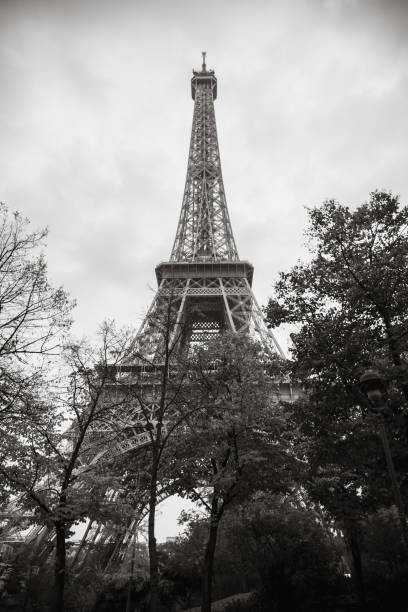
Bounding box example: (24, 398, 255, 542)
(0, 322, 136, 612)
(267, 190, 408, 391)
(265, 191, 408, 508)
(156, 494, 347, 612)
(266, 190, 408, 607)
(171, 332, 294, 612)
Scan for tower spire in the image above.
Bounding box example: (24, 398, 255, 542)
(171, 60, 238, 262)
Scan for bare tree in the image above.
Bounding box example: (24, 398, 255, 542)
(0, 202, 73, 426)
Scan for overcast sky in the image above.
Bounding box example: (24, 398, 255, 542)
(1, 0, 408, 538)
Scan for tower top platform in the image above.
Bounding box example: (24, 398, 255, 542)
(191, 51, 217, 100)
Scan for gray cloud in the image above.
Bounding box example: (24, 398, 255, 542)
(1, 0, 408, 350)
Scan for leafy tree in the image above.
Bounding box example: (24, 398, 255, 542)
(265, 190, 408, 607)
(158, 528, 203, 608)
(361, 506, 408, 611)
(172, 332, 294, 612)
(267, 190, 408, 415)
(234, 494, 347, 612)
(157, 494, 346, 612)
(118, 292, 206, 612)
(0, 322, 135, 612)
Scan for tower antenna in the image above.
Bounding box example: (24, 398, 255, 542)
(201, 51, 206, 71)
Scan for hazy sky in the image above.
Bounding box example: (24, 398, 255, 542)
(1, 0, 408, 538)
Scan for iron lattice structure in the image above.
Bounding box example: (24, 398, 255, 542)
(0, 57, 288, 579)
(171, 64, 238, 262)
(136, 55, 284, 358)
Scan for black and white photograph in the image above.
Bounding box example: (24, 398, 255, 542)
(1, 0, 408, 610)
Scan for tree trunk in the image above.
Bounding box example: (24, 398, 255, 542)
(126, 531, 137, 612)
(201, 497, 220, 612)
(52, 522, 66, 612)
(148, 464, 159, 612)
(347, 526, 366, 611)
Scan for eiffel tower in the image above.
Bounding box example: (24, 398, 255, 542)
(2, 55, 289, 581)
(135, 53, 284, 359)
(83, 54, 288, 570)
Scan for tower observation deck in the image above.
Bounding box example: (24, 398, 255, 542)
(136, 54, 284, 358)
